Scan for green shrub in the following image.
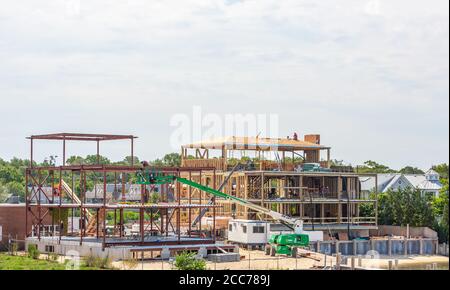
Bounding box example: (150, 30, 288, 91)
(174, 251, 206, 270)
(84, 253, 97, 267)
(49, 252, 59, 261)
(27, 244, 40, 260)
(96, 256, 112, 269)
(10, 242, 18, 256)
(84, 253, 112, 269)
(122, 258, 138, 270)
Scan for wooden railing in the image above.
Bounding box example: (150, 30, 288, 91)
(181, 158, 333, 171)
(181, 158, 227, 171)
(258, 161, 305, 171)
(300, 216, 377, 225)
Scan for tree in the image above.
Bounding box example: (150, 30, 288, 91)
(122, 156, 140, 166)
(441, 200, 449, 242)
(0, 184, 9, 202)
(432, 163, 449, 180)
(432, 179, 449, 216)
(174, 251, 206, 270)
(330, 159, 346, 167)
(357, 160, 396, 174)
(432, 178, 449, 242)
(399, 166, 424, 174)
(358, 192, 375, 218)
(162, 153, 181, 167)
(150, 153, 182, 167)
(66, 156, 85, 165)
(84, 155, 111, 165)
(377, 187, 435, 227)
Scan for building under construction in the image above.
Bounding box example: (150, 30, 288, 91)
(24, 133, 235, 260)
(23, 132, 377, 260)
(178, 135, 378, 236)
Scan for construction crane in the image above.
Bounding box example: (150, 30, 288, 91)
(137, 170, 324, 256)
(191, 162, 247, 227)
(136, 171, 306, 234)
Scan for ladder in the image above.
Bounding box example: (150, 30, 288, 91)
(60, 180, 93, 219)
(61, 180, 101, 236)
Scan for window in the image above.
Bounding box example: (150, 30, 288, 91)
(242, 225, 247, 233)
(424, 191, 435, 199)
(228, 224, 233, 232)
(253, 226, 265, 234)
(45, 245, 55, 253)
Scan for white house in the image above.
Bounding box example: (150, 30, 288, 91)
(85, 184, 164, 202)
(227, 219, 292, 247)
(360, 169, 443, 198)
(227, 219, 323, 247)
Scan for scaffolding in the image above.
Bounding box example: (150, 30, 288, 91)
(25, 133, 219, 250)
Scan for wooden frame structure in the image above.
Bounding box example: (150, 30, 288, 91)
(179, 134, 378, 231)
(181, 135, 332, 171)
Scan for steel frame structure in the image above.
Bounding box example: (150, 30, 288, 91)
(25, 133, 218, 250)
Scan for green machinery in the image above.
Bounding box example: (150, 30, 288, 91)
(267, 233, 309, 256)
(137, 170, 311, 256)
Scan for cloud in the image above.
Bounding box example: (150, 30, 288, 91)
(0, 0, 448, 169)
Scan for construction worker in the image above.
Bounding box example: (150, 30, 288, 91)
(293, 132, 298, 140)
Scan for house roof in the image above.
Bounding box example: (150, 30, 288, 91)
(359, 173, 443, 192)
(3, 194, 20, 204)
(85, 184, 160, 200)
(183, 136, 329, 151)
(425, 169, 439, 176)
(416, 180, 443, 190)
(383, 175, 407, 192)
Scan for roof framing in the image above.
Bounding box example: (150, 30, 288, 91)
(27, 133, 137, 142)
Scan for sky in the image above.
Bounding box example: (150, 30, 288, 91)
(0, 0, 448, 170)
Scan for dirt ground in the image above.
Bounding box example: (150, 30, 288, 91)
(111, 250, 449, 270)
(352, 255, 449, 270)
(35, 250, 448, 270)
(112, 248, 336, 270)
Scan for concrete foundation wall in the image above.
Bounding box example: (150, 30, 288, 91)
(313, 238, 438, 257)
(370, 225, 438, 239)
(391, 240, 405, 255)
(25, 238, 131, 261)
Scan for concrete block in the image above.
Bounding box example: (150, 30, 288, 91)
(161, 247, 171, 259)
(208, 253, 240, 263)
(197, 246, 208, 258)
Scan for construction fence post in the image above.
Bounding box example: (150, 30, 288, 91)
(388, 237, 392, 256)
(404, 237, 408, 256)
(336, 252, 341, 270)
